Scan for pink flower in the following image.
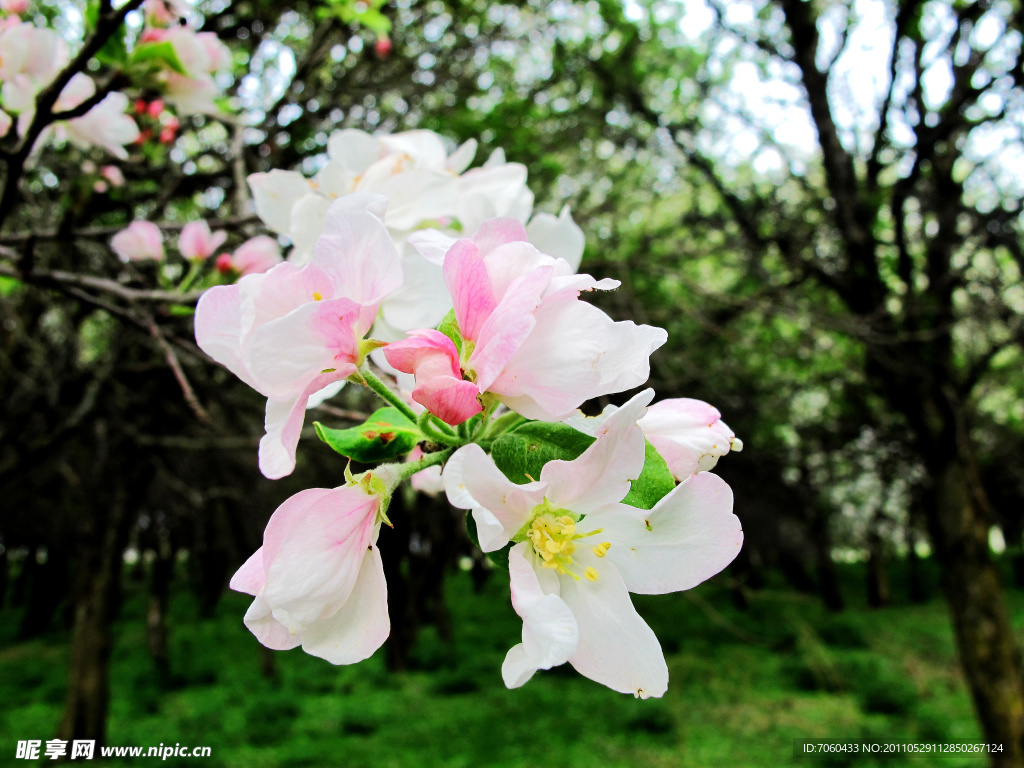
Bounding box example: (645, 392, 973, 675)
(229, 235, 283, 276)
(639, 399, 743, 480)
(100, 165, 125, 187)
(443, 390, 743, 696)
(178, 220, 227, 261)
(194, 194, 402, 479)
(147, 99, 165, 118)
(229, 483, 390, 664)
(374, 36, 392, 58)
(1, 0, 28, 15)
(140, 27, 167, 44)
(110, 221, 164, 262)
(383, 329, 481, 425)
(395, 218, 667, 422)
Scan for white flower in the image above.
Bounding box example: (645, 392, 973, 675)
(443, 390, 743, 697)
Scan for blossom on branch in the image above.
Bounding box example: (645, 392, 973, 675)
(178, 220, 227, 261)
(195, 194, 401, 479)
(110, 221, 164, 262)
(443, 390, 743, 697)
(385, 218, 667, 422)
(229, 481, 390, 664)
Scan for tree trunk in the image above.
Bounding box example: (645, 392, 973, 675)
(58, 481, 130, 746)
(906, 504, 930, 604)
(926, 453, 1024, 766)
(810, 507, 844, 612)
(866, 510, 890, 608)
(146, 544, 173, 686)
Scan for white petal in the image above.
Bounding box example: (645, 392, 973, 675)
(509, 544, 578, 669)
(300, 545, 390, 665)
(243, 595, 302, 651)
(229, 548, 265, 595)
(407, 228, 458, 266)
(442, 445, 545, 551)
(526, 205, 585, 271)
(194, 284, 259, 390)
(594, 473, 742, 595)
(248, 170, 312, 235)
(540, 389, 654, 515)
(560, 555, 668, 698)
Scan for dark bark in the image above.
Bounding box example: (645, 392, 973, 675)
(146, 544, 173, 686)
(810, 507, 844, 612)
(866, 510, 890, 608)
(57, 481, 131, 745)
(18, 544, 70, 639)
(905, 516, 930, 604)
(924, 450, 1024, 765)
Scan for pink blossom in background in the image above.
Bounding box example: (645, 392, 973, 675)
(194, 194, 402, 479)
(100, 166, 125, 187)
(0, 109, 10, 138)
(229, 484, 390, 664)
(110, 221, 164, 262)
(178, 220, 227, 261)
(229, 236, 282, 275)
(1, 0, 28, 15)
(443, 390, 743, 697)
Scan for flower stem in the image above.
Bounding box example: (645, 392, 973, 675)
(397, 446, 454, 481)
(360, 366, 419, 423)
(418, 413, 463, 447)
(178, 260, 204, 293)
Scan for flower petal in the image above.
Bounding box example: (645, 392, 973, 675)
(559, 554, 668, 698)
(591, 472, 742, 595)
(261, 485, 379, 631)
(300, 544, 390, 665)
(229, 547, 266, 596)
(443, 445, 545, 551)
(540, 389, 653, 515)
(243, 595, 302, 651)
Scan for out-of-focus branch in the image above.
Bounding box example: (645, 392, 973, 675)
(0, 215, 260, 245)
(0, 262, 204, 304)
(144, 315, 212, 425)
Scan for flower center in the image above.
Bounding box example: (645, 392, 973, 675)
(518, 501, 610, 582)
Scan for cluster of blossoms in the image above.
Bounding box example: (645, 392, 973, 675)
(111, 218, 282, 281)
(192, 129, 744, 698)
(0, 0, 230, 159)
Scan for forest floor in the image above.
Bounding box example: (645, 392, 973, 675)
(2, 561, 1021, 768)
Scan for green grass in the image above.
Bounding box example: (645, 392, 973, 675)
(2, 564, 1018, 768)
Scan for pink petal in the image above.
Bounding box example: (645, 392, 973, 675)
(471, 217, 529, 255)
(194, 283, 259, 390)
(443, 238, 496, 343)
(229, 547, 266, 595)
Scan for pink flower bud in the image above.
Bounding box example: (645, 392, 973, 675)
(147, 99, 165, 118)
(159, 126, 176, 144)
(1, 0, 29, 15)
(134, 99, 148, 115)
(229, 235, 282, 276)
(178, 220, 227, 261)
(140, 27, 166, 44)
(374, 36, 392, 58)
(111, 221, 164, 262)
(100, 165, 125, 187)
(93, 181, 108, 194)
(215, 253, 234, 274)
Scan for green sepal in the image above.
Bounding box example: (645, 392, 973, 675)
(490, 421, 595, 485)
(437, 308, 463, 357)
(313, 407, 422, 463)
(621, 440, 676, 510)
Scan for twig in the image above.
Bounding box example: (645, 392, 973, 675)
(144, 315, 212, 425)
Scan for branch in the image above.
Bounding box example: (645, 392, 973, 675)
(0, 261, 204, 304)
(144, 314, 212, 425)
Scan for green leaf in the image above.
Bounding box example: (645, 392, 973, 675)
(314, 407, 421, 463)
(621, 440, 676, 510)
(130, 41, 188, 75)
(490, 421, 595, 485)
(437, 308, 462, 356)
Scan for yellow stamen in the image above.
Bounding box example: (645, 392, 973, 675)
(312, 291, 323, 301)
(585, 567, 599, 582)
(593, 542, 612, 558)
